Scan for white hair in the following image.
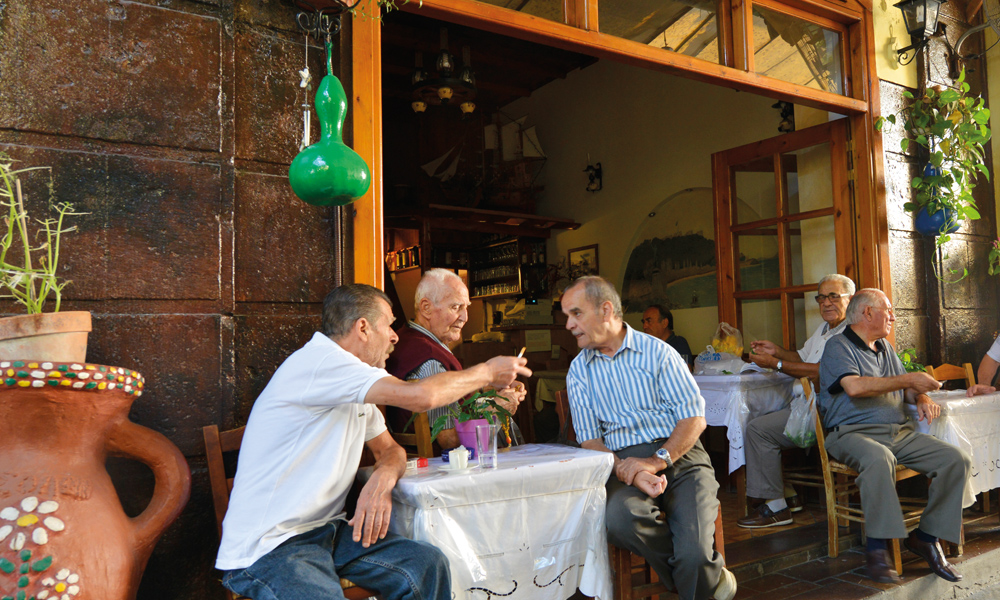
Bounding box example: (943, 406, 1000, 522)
(414, 268, 464, 311)
(844, 288, 885, 325)
(818, 273, 856, 296)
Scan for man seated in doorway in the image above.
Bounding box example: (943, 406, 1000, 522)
(216, 284, 531, 600)
(818, 288, 971, 584)
(642, 304, 693, 368)
(737, 274, 855, 528)
(564, 276, 736, 600)
(386, 268, 526, 450)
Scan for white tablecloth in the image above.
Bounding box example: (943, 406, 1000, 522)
(906, 390, 1000, 508)
(695, 372, 796, 473)
(362, 444, 614, 600)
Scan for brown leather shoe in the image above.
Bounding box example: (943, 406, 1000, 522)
(865, 549, 901, 584)
(904, 531, 963, 582)
(786, 494, 804, 513)
(737, 503, 793, 528)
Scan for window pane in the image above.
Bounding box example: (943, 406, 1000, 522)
(791, 215, 835, 287)
(600, 0, 722, 64)
(752, 5, 843, 94)
(793, 296, 808, 349)
(782, 142, 833, 215)
(736, 225, 780, 291)
(734, 157, 777, 224)
(741, 298, 783, 348)
(474, 0, 564, 24)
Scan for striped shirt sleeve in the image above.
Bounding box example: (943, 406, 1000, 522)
(567, 358, 602, 443)
(407, 359, 459, 428)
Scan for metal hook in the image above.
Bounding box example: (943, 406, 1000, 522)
(296, 8, 343, 41)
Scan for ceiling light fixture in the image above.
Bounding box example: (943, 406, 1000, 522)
(411, 28, 477, 114)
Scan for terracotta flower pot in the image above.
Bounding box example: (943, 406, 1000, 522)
(0, 362, 190, 600)
(0, 312, 92, 363)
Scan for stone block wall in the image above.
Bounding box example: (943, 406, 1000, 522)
(0, 0, 349, 597)
(886, 1, 1000, 373)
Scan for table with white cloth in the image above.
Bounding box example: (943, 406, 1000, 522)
(905, 389, 1000, 509)
(359, 443, 614, 600)
(694, 372, 797, 474)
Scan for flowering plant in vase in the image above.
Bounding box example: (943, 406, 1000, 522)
(411, 388, 513, 443)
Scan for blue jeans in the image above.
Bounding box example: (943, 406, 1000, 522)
(222, 521, 451, 600)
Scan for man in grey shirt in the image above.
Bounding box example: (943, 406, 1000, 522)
(818, 288, 971, 585)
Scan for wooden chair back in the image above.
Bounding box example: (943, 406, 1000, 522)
(553, 389, 725, 599)
(389, 411, 434, 458)
(202, 424, 379, 600)
(925, 362, 976, 388)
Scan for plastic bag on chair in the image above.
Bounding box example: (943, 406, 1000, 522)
(783, 391, 817, 448)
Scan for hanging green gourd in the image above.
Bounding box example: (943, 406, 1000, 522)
(289, 35, 371, 206)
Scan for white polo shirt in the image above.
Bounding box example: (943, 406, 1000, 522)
(216, 332, 390, 570)
(987, 334, 1000, 362)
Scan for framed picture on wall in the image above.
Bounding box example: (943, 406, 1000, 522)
(568, 244, 599, 278)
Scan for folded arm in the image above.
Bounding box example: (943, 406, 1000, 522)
(839, 371, 941, 398)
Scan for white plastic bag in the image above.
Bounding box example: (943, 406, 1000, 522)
(783, 391, 817, 448)
(693, 347, 746, 375)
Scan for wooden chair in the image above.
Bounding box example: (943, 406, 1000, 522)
(811, 377, 926, 576)
(924, 362, 976, 389)
(554, 390, 726, 599)
(387, 410, 434, 458)
(202, 424, 379, 600)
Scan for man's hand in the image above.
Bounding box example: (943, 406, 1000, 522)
(749, 353, 778, 369)
(614, 456, 661, 485)
(633, 471, 667, 498)
(966, 383, 996, 397)
(485, 356, 531, 389)
(348, 469, 395, 548)
(907, 372, 943, 393)
(750, 340, 779, 356)
(493, 382, 526, 415)
(915, 395, 942, 425)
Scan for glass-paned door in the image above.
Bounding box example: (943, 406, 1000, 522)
(712, 119, 853, 351)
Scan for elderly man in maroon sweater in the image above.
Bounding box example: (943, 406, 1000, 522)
(387, 269, 525, 450)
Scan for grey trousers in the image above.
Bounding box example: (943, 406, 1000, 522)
(744, 407, 797, 500)
(605, 440, 724, 600)
(825, 422, 972, 542)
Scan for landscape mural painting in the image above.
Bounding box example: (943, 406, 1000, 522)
(622, 188, 776, 313)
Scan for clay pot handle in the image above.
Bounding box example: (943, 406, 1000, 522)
(106, 420, 192, 555)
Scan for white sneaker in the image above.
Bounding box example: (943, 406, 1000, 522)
(713, 566, 737, 600)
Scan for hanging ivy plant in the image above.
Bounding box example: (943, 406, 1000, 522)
(875, 68, 991, 281)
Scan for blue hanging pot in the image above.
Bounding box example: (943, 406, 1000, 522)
(914, 205, 960, 236)
(913, 164, 960, 236)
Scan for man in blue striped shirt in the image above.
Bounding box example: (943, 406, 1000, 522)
(563, 277, 734, 600)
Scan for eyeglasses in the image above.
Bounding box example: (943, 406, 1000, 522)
(814, 293, 851, 303)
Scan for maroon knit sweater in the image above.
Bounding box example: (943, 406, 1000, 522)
(385, 324, 463, 431)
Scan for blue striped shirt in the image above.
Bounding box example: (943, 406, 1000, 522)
(567, 325, 705, 450)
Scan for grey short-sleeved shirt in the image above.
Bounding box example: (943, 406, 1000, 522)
(817, 326, 907, 428)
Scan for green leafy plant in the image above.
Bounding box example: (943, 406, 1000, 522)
(897, 348, 926, 373)
(417, 389, 513, 443)
(875, 68, 991, 281)
(0, 155, 81, 314)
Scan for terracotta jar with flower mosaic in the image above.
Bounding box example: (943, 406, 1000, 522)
(0, 362, 190, 600)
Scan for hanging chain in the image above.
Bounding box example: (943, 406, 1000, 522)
(299, 33, 313, 151)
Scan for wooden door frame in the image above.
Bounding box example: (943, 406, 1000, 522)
(351, 0, 890, 304)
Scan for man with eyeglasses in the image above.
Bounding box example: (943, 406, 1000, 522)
(737, 274, 854, 529)
(818, 288, 971, 585)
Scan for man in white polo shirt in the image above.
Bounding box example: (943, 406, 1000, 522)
(216, 284, 531, 600)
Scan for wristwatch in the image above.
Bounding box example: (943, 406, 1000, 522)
(776, 360, 784, 372)
(654, 448, 673, 470)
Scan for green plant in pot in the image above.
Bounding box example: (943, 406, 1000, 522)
(875, 68, 991, 281)
(0, 155, 91, 362)
(413, 388, 514, 448)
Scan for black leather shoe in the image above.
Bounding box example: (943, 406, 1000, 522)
(865, 549, 901, 584)
(905, 531, 963, 582)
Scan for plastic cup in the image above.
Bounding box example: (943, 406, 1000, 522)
(476, 424, 498, 469)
